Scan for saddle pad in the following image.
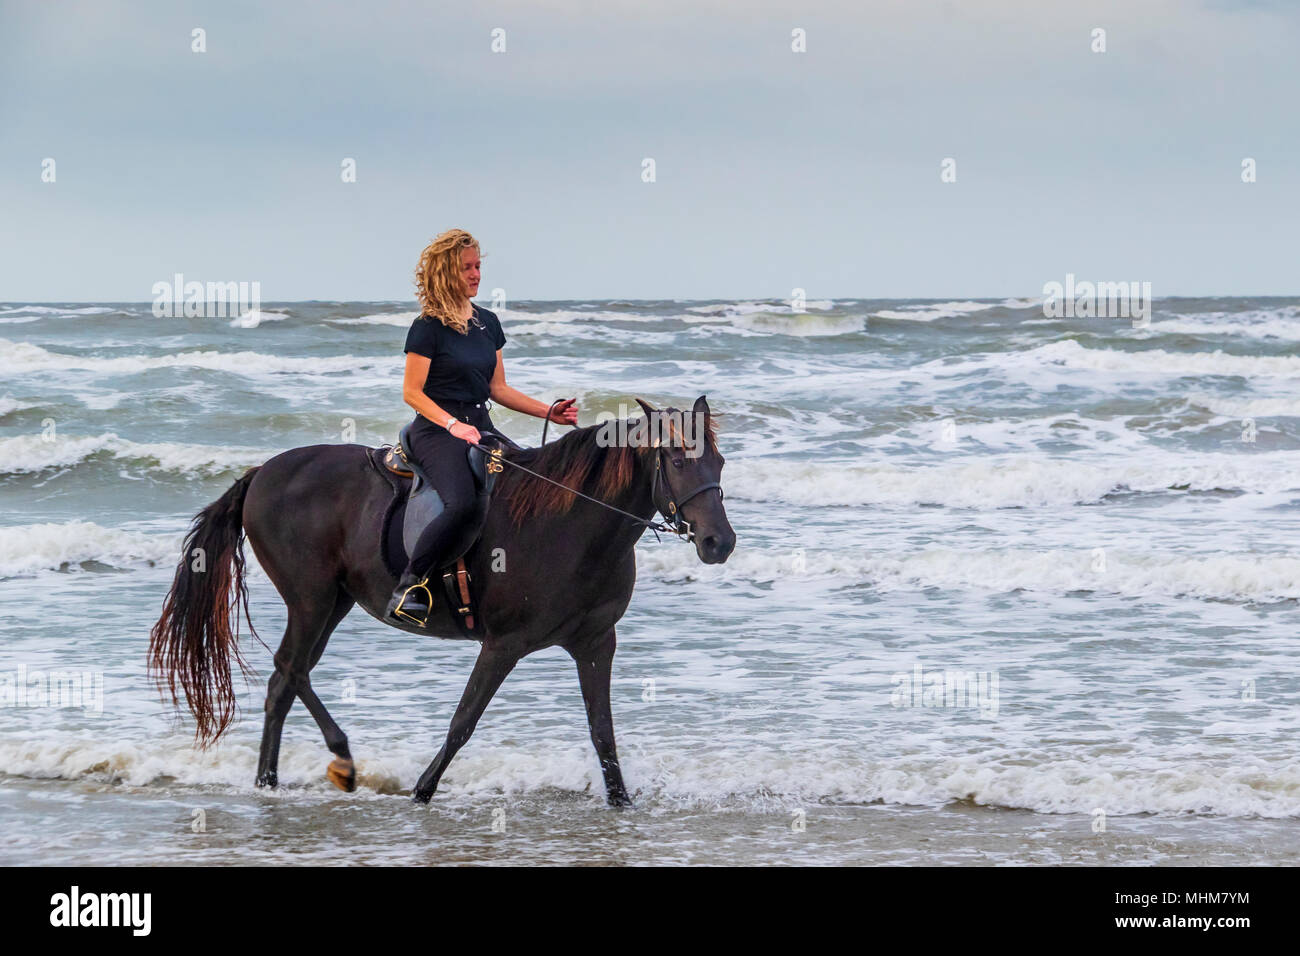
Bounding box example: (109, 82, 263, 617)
(382, 492, 412, 578)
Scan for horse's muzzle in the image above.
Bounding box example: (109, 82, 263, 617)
(698, 531, 736, 564)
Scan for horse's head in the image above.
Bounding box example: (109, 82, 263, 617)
(635, 395, 735, 564)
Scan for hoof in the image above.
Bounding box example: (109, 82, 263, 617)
(326, 757, 356, 793)
(607, 790, 634, 808)
(411, 788, 433, 805)
(256, 771, 278, 789)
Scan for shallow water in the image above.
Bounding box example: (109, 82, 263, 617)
(2, 297, 1298, 864)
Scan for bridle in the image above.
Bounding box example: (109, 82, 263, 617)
(648, 444, 723, 541)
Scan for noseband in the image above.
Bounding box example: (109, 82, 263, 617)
(649, 445, 723, 541)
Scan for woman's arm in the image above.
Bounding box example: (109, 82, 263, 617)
(402, 352, 468, 433)
(487, 350, 578, 423)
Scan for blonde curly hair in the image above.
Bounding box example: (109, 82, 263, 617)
(415, 229, 480, 334)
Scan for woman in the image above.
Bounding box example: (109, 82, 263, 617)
(385, 229, 578, 625)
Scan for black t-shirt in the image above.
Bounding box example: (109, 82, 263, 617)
(403, 305, 506, 403)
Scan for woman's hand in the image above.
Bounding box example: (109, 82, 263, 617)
(548, 397, 579, 425)
(448, 421, 481, 444)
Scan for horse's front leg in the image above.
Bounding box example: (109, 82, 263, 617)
(569, 628, 632, 807)
(412, 642, 517, 803)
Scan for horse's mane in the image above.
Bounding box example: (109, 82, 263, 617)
(495, 413, 721, 526)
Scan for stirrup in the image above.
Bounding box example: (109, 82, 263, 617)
(391, 577, 433, 626)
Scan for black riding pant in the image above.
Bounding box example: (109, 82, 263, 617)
(402, 399, 498, 580)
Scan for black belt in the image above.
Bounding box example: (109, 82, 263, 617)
(431, 397, 492, 415)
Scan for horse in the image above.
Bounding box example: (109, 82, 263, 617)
(147, 396, 734, 805)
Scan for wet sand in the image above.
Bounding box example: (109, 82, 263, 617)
(3, 775, 1295, 866)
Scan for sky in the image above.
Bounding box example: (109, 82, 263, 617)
(1, 0, 1296, 301)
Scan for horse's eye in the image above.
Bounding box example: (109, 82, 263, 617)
(671, 457, 684, 468)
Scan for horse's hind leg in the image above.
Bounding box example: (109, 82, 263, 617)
(299, 591, 357, 791)
(255, 588, 353, 789)
(255, 613, 311, 789)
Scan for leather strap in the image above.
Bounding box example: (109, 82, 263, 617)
(650, 448, 723, 538)
(455, 557, 474, 631)
(440, 557, 480, 639)
(384, 446, 414, 478)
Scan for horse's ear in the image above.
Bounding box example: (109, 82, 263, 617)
(634, 397, 657, 419)
(693, 394, 709, 416)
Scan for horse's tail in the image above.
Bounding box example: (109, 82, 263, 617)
(148, 466, 261, 748)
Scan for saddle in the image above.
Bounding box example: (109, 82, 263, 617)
(376, 423, 517, 637)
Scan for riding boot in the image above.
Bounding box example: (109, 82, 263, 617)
(385, 570, 433, 626)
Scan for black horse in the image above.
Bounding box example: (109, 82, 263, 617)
(148, 396, 733, 805)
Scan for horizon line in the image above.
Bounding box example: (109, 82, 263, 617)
(3, 293, 1298, 306)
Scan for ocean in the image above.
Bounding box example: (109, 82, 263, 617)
(1, 296, 1298, 865)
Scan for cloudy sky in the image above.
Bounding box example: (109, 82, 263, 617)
(1, 0, 1296, 300)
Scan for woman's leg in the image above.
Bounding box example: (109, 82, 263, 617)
(402, 422, 480, 580)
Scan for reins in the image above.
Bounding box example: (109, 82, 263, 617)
(465, 408, 722, 542)
(539, 398, 569, 448)
(467, 437, 682, 539)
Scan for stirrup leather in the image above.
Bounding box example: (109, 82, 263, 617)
(391, 577, 433, 626)
(440, 558, 481, 639)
